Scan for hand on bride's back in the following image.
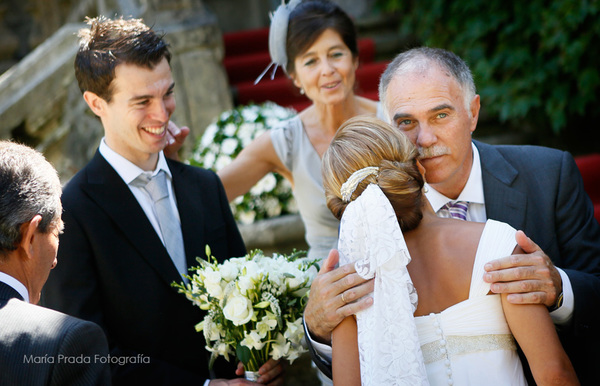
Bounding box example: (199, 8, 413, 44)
(304, 249, 374, 343)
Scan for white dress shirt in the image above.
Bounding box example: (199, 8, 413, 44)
(99, 138, 181, 246)
(308, 142, 574, 363)
(100, 140, 209, 385)
(0, 272, 29, 303)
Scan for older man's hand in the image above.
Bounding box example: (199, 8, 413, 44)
(484, 230, 562, 308)
(304, 249, 374, 344)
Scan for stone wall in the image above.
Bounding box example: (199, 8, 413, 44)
(0, 0, 232, 183)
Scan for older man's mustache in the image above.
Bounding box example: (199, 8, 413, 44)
(418, 146, 451, 159)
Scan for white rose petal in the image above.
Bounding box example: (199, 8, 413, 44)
(201, 152, 216, 169)
(250, 174, 277, 196)
(223, 292, 253, 326)
(200, 124, 218, 147)
(264, 197, 282, 217)
(238, 210, 256, 225)
(215, 155, 232, 170)
(221, 138, 238, 156)
(223, 123, 238, 137)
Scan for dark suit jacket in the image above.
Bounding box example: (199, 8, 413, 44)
(474, 140, 600, 384)
(307, 140, 600, 384)
(1, 281, 110, 385)
(43, 151, 247, 385)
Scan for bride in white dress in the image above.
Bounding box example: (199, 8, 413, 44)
(321, 116, 578, 385)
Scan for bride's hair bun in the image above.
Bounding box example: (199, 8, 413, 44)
(322, 116, 425, 232)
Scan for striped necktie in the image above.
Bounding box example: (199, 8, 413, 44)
(441, 201, 469, 221)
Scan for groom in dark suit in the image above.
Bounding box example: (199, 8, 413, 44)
(0, 141, 110, 385)
(42, 17, 282, 385)
(304, 47, 600, 383)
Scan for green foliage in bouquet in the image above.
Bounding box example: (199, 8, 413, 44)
(376, 0, 600, 134)
(190, 102, 298, 224)
(173, 246, 318, 372)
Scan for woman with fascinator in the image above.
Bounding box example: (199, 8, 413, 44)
(218, 0, 383, 263)
(321, 116, 578, 385)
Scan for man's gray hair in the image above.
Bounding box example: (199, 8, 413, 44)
(0, 141, 62, 257)
(379, 47, 477, 120)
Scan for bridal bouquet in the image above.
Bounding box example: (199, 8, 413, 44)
(190, 102, 298, 224)
(173, 246, 318, 377)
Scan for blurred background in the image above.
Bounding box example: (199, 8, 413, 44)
(1, 0, 598, 184)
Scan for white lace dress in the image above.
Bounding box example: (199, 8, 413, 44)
(338, 185, 527, 385)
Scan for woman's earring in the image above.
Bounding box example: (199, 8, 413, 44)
(423, 185, 429, 193)
(299, 88, 305, 95)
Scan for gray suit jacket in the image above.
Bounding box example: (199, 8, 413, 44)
(0, 281, 111, 385)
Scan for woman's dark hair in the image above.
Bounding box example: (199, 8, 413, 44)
(286, 0, 358, 74)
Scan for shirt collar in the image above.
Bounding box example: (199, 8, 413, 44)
(99, 138, 173, 184)
(0, 272, 29, 303)
(425, 142, 485, 212)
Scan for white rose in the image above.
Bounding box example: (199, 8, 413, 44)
(201, 152, 215, 169)
(223, 292, 253, 326)
(221, 138, 238, 156)
(238, 210, 256, 225)
(200, 124, 218, 147)
(238, 128, 254, 147)
(223, 123, 237, 137)
(241, 106, 259, 122)
(215, 154, 232, 170)
(286, 197, 298, 213)
(250, 174, 277, 196)
(219, 260, 240, 282)
(203, 268, 224, 299)
(205, 282, 223, 300)
(233, 195, 244, 205)
(264, 197, 282, 217)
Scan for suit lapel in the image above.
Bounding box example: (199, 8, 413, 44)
(81, 152, 183, 287)
(475, 141, 527, 230)
(168, 160, 206, 268)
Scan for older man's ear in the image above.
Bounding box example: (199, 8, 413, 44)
(17, 215, 42, 261)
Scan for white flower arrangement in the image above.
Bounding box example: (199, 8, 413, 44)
(190, 102, 299, 224)
(173, 246, 318, 372)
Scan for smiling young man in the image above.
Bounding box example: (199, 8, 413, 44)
(42, 17, 282, 385)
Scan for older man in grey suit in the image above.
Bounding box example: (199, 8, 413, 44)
(0, 141, 110, 385)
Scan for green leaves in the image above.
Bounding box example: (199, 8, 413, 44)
(236, 344, 252, 366)
(377, 0, 600, 134)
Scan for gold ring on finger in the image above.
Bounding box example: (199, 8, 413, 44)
(341, 292, 347, 303)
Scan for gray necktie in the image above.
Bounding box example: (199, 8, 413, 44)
(133, 170, 187, 279)
(441, 201, 469, 221)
